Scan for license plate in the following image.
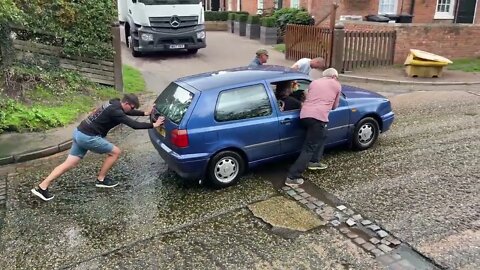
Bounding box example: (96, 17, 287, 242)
(169, 44, 185, 49)
(156, 126, 166, 137)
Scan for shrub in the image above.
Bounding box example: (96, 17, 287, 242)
(235, 14, 248, 22)
(205, 11, 229, 21)
(261, 16, 276, 27)
(247, 15, 260, 24)
(228, 12, 236, 21)
(12, 0, 115, 60)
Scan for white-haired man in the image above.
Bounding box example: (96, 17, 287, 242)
(285, 68, 341, 187)
(291, 57, 325, 76)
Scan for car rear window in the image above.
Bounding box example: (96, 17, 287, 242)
(155, 83, 194, 124)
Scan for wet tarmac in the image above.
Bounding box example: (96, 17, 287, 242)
(1, 32, 479, 269)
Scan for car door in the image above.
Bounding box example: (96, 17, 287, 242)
(214, 83, 282, 162)
(267, 79, 309, 155)
(325, 93, 350, 146)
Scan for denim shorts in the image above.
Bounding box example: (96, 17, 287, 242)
(70, 128, 114, 158)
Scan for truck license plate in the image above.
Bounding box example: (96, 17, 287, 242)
(169, 44, 185, 49)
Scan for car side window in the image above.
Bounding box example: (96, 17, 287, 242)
(215, 84, 272, 122)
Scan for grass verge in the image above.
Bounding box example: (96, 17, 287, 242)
(447, 57, 480, 72)
(0, 64, 145, 133)
(274, 43, 286, 53)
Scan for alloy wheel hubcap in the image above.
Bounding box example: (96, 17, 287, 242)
(358, 124, 374, 144)
(215, 157, 238, 183)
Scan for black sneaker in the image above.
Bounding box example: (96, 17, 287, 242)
(31, 186, 55, 201)
(95, 177, 119, 188)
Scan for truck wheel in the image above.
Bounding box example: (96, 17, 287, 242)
(187, 49, 198, 54)
(128, 33, 142, 57)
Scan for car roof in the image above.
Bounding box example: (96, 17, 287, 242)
(176, 65, 309, 91)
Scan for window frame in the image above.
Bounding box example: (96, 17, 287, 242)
(290, 0, 299, 9)
(434, 0, 456, 20)
(378, 0, 398, 15)
(214, 83, 274, 123)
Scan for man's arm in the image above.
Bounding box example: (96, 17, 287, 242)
(115, 113, 164, 129)
(126, 109, 147, 117)
(332, 88, 341, 110)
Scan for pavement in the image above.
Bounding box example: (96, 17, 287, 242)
(0, 31, 479, 164)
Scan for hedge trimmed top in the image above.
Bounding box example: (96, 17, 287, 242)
(206, 8, 313, 28)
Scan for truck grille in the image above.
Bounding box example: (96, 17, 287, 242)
(150, 16, 198, 29)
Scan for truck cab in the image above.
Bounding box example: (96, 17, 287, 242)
(118, 0, 206, 57)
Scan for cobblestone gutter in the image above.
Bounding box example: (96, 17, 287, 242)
(281, 185, 444, 270)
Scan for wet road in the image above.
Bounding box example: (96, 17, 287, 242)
(1, 32, 479, 269)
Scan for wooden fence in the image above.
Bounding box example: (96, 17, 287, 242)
(342, 30, 396, 71)
(285, 25, 332, 67)
(13, 39, 115, 86)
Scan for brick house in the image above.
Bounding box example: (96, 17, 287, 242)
(206, 0, 479, 25)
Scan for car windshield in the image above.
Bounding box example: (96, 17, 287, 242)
(155, 83, 194, 125)
(139, 0, 200, 5)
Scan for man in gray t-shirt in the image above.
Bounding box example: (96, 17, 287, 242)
(291, 57, 325, 76)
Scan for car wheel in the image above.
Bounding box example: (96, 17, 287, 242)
(352, 117, 379, 150)
(207, 151, 245, 188)
(187, 49, 198, 54)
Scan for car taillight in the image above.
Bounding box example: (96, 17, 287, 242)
(171, 129, 189, 148)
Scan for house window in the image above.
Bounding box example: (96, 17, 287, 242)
(257, 0, 264, 14)
(378, 0, 398, 15)
(435, 0, 456, 19)
(290, 0, 299, 8)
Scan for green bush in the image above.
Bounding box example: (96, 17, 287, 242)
(205, 11, 229, 21)
(261, 16, 277, 27)
(247, 15, 260, 24)
(235, 14, 248, 22)
(227, 12, 236, 21)
(13, 0, 115, 60)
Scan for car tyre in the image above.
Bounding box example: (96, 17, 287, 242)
(207, 151, 245, 188)
(352, 117, 379, 150)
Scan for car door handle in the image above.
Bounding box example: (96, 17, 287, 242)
(280, 118, 291, 125)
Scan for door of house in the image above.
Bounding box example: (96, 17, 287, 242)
(456, 0, 477, 23)
(211, 0, 220, 11)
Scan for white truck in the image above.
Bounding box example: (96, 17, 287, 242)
(118, 0, 206, 57)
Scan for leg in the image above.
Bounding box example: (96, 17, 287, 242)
(97, 146, 121, 181)
(39, 155, 81, 190)
(287, 118, 324, 179)
(310, 125, 327, 163)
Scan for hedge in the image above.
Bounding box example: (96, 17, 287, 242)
(11, 0, 116, 60)
(235, 14, 248, 22)
(261, 16, 276, 27)
(247, 15, 260, 24)
(205, 11, 229, 21)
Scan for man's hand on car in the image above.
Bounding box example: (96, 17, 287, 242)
(153, 116, 165, 128)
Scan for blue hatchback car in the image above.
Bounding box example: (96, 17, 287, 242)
(149, 66, 394, 187)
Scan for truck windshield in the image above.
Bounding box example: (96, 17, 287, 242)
(139, 0, 200, 4)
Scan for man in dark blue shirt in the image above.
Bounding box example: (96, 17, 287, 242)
(31, 94, 164, 201)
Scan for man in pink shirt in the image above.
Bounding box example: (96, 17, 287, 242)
(285, 68, 341, 187)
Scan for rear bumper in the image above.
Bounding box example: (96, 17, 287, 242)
(148, 129, 208, 180)
(381, 112, 395, 132)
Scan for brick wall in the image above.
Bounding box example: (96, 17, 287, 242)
(229, 0, 480, 25)
(343, 21, 480, 64)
